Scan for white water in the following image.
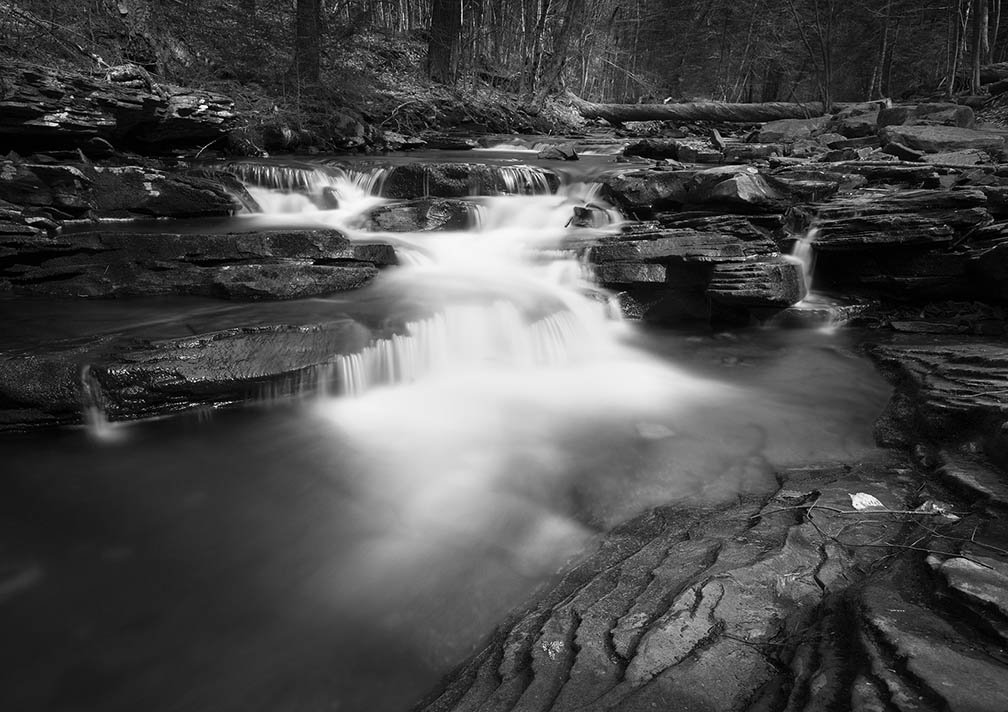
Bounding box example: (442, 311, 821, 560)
(230, 162, 736, 596)
(790, 226, 817, 291)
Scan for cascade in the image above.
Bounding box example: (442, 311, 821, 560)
(81, 365, 122, 442)
(230, 161, 671, 404)
(789, 226, 818, 293)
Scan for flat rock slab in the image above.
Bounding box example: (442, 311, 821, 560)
(0, 161, 243, 220)
(866, 341, 1008, 453)
(602, 165, 792, 212)
(416, 463, 924, 712)
(879, 125, 1006, 154)
(587, 228, 778, 264)
(786, 188, 991, 250)
(0, 228, 396, 299)
(0, 320, 374, 429)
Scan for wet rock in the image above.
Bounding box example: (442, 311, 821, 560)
(419, 135, 479, 151)
(0, 228, 394, 299)
(0, 321, 373, 428)
(857, 579, 1008, 712)
(706, 257, 806, 308)
(770, 165, 869, 192)
(602, 165, 789, 213)
(931, 554, 1008, 623)
(0, 60, 237, 154)
(362, 198, 477, 231)
(415, 464, 921, 712)
(622, 138, 685, 159)
(935, 451, 1008, 510)
(786, 188, 990, 250)
(879, 125, 1006, 154)
(89, 165, 240, 219)
(588, 228, 777, 265)
(866, 342, 1008, 452)
(537, 143, 578, 161)
(0, 160, 240, 220)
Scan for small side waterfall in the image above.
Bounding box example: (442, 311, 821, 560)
(81, 365, 121, 441)
(790, 227, 818, 293)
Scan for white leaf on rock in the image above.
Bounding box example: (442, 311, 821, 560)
(849, 492, 885, 510)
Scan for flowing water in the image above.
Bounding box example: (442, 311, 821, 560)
(0, 150, 892, 712)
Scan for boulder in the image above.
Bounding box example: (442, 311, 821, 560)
(602, 165, 789, 212)
(706, 257, 806, 308)
(756, 116, 829, 143)
(829, 103, 882, 138)
(362, 198, 477, 232)
(878, 125, 1006, 154)
(622, 139, 684, 159)
(537, 143, 579, 160)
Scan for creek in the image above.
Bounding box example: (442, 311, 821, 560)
(0, 146, 892, 712)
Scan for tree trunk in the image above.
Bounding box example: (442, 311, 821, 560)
(428, 0, 462, 84)
(293, 0, 321, 86)
(566, 91, 833, 124)
(991, 0, 1003, 62)
(972, 0, 989, 92)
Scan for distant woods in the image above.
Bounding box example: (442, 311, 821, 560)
(3, 0, 1008, 103)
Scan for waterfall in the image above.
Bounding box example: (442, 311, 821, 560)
(332, 304, 591, 396)
(224, 161, 390, 214)
(81, 365, 122, 442)
(225, 160, 717, 413)
(790, 227, 818, 293)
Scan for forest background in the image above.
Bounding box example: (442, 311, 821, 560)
(2, 0, 1007, 143)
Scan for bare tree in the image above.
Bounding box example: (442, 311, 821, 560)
(294, 0, 322, 85)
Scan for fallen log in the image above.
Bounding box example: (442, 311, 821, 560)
(566, 91, 829, 124)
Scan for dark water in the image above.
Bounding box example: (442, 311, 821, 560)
(0, 149, 892, 712)
(0, 327, 890, 712)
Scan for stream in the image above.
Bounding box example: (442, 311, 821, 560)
(0, 146, 892, 712)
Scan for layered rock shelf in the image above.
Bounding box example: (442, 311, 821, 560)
(418, 337, 1008, 712)
(0, 61, 238, 153)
